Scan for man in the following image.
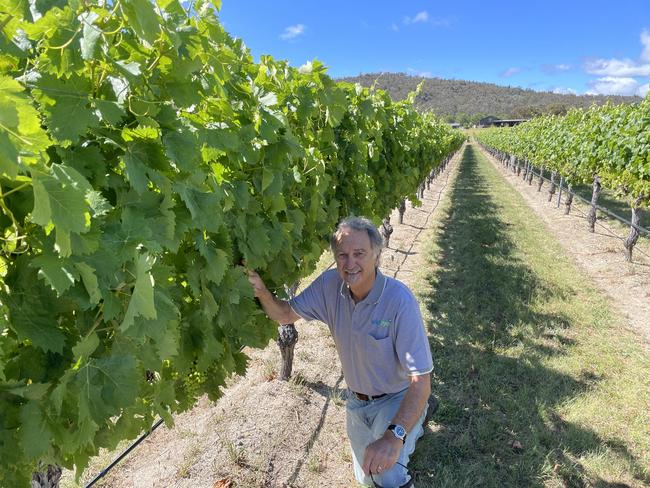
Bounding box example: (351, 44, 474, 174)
(248, 216, 433, 488)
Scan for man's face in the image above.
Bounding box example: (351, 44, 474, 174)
(334, 227, 378, 299)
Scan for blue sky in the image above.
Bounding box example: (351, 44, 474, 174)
(217, 0, 650, 97)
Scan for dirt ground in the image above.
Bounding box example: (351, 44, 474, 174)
(66, 141, 649, 487)
(479, 144, 650, 347)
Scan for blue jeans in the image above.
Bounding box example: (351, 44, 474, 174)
(346, 388, 427, 487)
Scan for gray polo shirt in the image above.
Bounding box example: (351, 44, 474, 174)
(289, 269, 433, 396)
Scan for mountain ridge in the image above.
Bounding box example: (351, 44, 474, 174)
(339, 73, 641, 124)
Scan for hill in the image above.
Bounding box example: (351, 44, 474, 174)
(339, 73, 641, 124)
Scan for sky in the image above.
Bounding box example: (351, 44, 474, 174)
(217, 0, 650, 97)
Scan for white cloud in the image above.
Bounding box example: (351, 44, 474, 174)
(585, 76, 643, 96)
(551, 86, 578, 95)
(407, 68, 433, 78)
(412, 11, 429, 23)
(403, 11, 429, 25)
(542, 63, 571, 74)
(499, 67, 521, 77)
(279, 24, 305, 40)
(641, 29, 650, 62)
(584, 30, 650, 76)
(398, 11, 451, 29)
(585, 57, 650, 77)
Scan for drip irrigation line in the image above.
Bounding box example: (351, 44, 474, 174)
(85, 418, 164, 488)
(569, 204, 650, 261)
(481, 145, 650, 237)
(481, 146, 650, 261)
(525, 166, 650, 236)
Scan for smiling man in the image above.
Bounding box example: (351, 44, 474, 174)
(248, 216, 433, 488)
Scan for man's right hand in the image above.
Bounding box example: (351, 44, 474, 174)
(247, 269, 269, 298)
(246, 270, 300, 324)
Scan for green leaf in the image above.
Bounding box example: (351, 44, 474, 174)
(19, 401, 53, 460)
(3, 259, 68, 353)
(31, 165, 91, 235)
(0, 131, 20, 178)
(33, 75, 100, 144)
(261, 167, 274, 192)
(72, 332, 100, 359)
(94, 99, 126, 125)
(75, 354, 138, 423)
(196, 237, 229, 285)
(121, 0, 160, 45)
(31, 252, 79, 295)
(120, 254, 157, 331)
(174, 182, 223, 232)
(123, 143, 151, 194)
(74, 262, 101, 305)
(79, 11, 101, 60)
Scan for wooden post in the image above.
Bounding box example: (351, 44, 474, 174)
(564, 187, 574, 214)
(587, 175, 602, 232)
(380, 216, 394, 248)
(624, 197, 643, 262)
(547, 171, 557, 202)
(398, 199, 406, 224)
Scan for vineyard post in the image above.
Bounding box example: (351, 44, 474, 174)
(398, 199, 406, 224)
(623, 197, 643, 262)
(537, 167, 545, 191)
(557, 177, 564, 208)
(381, 217, 394, 248)
(564, 186, 574, 214)
(527, 162, 535, 185)
(587, 175, 602, 232)
(548, 171, 557, 202)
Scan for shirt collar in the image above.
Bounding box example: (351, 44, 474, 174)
(339, 268, 387, 305)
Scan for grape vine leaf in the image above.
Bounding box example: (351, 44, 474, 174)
(120, 253, 157, 331)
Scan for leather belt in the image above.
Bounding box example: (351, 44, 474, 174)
(353, 391, 387, 401)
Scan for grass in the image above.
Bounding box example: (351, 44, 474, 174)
(410, 143, 650, 487)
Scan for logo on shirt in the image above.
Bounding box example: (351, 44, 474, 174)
(371, 319, 393, 328)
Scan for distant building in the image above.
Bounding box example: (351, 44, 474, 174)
(449, 122, 462, 129)
(478, 116, 527, 128)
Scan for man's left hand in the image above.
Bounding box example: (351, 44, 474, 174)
(362, 432, 402, 476)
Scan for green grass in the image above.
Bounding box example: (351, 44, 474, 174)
(411, 143, 650, 488)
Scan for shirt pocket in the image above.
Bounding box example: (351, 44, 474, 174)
(365, 334, 395, 359)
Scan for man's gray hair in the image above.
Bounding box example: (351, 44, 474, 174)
(330, 216, 384, 257)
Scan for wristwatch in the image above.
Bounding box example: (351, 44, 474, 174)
(387, 424, 407, 444)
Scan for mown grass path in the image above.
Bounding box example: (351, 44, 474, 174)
(411, 143, 650, 488)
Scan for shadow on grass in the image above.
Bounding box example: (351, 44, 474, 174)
(411, 145, 647, 488)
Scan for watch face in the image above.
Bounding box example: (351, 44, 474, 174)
(394, 425, 406, 438)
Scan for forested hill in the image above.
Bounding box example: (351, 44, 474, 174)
(339, 73, 641, 123)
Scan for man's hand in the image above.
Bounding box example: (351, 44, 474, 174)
(246, 269, 300, 324)
(362, 432, 402, 476)
(247, 269, 269, 298)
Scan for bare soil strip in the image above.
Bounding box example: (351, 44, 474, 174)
(63, 148, 467, 488)
(477, 144, 650, 346)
